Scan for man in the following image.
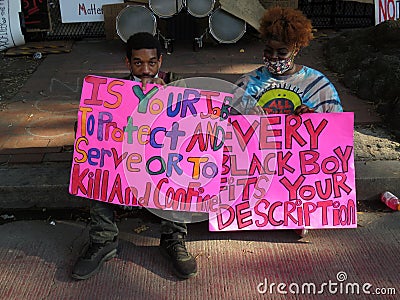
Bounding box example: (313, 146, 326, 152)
(72, 32, 197, 280)
(231, 7, 343, 237)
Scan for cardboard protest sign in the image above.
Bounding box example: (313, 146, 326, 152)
(70, 75, 356, 231)
(209, 112, 356, 231)
(69, 75, 232, 213)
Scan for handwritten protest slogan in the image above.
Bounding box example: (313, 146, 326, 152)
(69, 75, 357, 231)
(69, 75, 231, 213)
(209, 113, 356, 231)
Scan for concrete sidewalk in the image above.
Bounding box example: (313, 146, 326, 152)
(0, 209, 399, 299)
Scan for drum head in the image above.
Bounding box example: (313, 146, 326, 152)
(186, 0, 215, 18)
(209, 8, 246, 43)
(116, 6, 157, 42)
(149, 0, 184, 18)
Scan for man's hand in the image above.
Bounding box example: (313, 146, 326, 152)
(294, 104, 315, 115)
(248, 105, 266, 115)
(141, 77, 166, 90)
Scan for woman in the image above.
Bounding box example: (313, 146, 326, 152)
(233, 6, 343, 116)
(232, 7, 343, 237)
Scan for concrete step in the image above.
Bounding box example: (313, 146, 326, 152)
(1, 160, 399, 209)
(0, 163, 85, 209)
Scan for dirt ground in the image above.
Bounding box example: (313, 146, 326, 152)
(326, 20, 400, 139)
(0, 28, 399, 162)
(354, 124, 400, 160)
(0, 56, 41, 109)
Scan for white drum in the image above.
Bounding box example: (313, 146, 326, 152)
(209, 8, 246, 43)
(149, 0, 184, 18)
(186, 0, 215, 18)
(116, 6, 157, 43)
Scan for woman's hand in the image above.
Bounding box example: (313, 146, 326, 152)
(294, 104, 315, 115)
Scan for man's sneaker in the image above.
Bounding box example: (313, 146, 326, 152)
(72, 238, 118, 280)
(160, 233, 197, 279)
(294, 229, 309, 238)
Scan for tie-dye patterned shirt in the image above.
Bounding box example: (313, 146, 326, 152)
(233, 65, 342, 114)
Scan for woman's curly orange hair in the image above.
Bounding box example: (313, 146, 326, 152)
(259, 6, 313, 48)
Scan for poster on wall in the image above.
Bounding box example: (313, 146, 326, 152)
(59, 0, 123, 23)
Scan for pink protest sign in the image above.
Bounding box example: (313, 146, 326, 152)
(69, 75, 231, 213)
(209, 112, 356, 231)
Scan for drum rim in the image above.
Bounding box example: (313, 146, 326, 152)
(186, 0, 216, 18)
(149, 0, 184, 18)
(116, 5, 157, 42)
(209, 8, 246, 43)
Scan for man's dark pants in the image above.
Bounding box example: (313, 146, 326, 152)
(89, 200, 188, 243)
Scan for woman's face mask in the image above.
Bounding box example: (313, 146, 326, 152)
(263, 54, 294, 75)
(263, 40, 298, 75)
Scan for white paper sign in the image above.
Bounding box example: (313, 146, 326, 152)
(59, 0, 124, 23)
(375, 0, 400, 25)
(0, 0, 25, 51)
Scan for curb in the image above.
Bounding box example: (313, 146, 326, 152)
(355, 160, 400, 200)
(0, 163, 87, 209)
(1, 160, 400, 209)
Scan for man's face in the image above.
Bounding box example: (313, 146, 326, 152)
(126, 48, 162, 79)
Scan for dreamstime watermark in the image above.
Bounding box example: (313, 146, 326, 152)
(257, 271, 397, 296)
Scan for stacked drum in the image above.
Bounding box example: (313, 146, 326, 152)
(149, 0, 185, 18)
(209, 7, 246, 44)
(116, 5, 157, 42)
(186, 0, 215, 18)
(116, 0, 247, 51)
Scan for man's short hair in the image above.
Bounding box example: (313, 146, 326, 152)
(126, 32, 163, 60)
